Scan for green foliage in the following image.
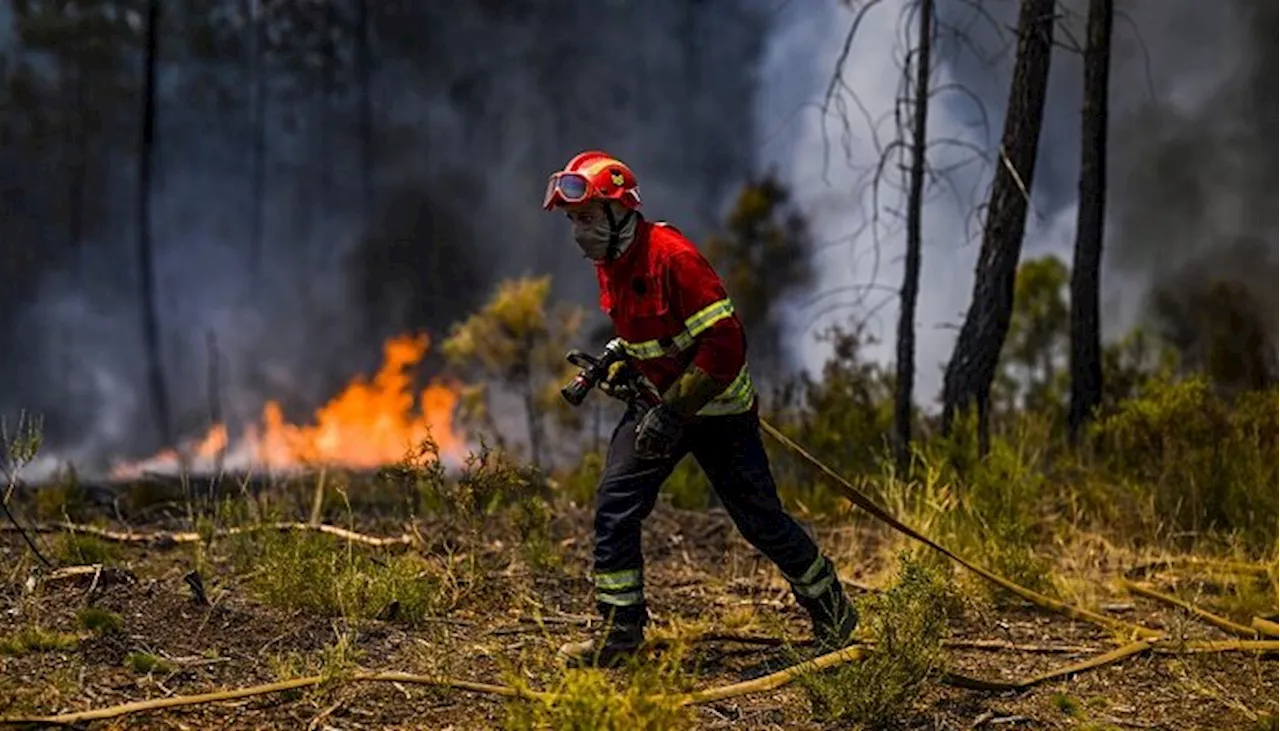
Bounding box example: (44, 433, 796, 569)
(704, 174, 815, 376)
(504, 643, 695, 731)
(0, 627, 79, 656)
(767, 325, 895, 514)
(1091, 376, 1279, 551)
(444, 275, 587, 466)
(798, 552, 952, 725)
(558, 449, 606, 508)
(230, 530, 443, 624)
(998, 255, 1070, 415)
(51, 533, 121, 566)
(930, 415, 1056, 599)
(124, 650, 173, 675)
(77, 607, 123, 634)
(663, 457, 712, 510)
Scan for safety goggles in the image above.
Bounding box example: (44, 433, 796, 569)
(543, 171, 592, 209)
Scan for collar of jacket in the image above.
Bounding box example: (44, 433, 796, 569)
(596, 217, 653, 275)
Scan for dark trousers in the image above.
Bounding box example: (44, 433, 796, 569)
(592, 406, 821, 624)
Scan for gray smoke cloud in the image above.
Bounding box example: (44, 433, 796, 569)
(770, 0, 1276, 399)
(1, 1, 772, 476)
(5, 0, 1274, 477)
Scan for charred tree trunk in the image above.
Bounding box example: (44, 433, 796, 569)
(137, 0, 173, 449)
(248, 0, 267, 284)
(1068, 0, 1114, 444)
(893, 0, 934, 474)
(940, 0, 1054, 454)
(354, 0, 374, 225)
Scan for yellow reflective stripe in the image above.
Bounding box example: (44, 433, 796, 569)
(684, 299, 734, 338)
(787, 555, 836, 598)
(595, 569, 642, 591)
(788, 555, 828, 586)
(620, 339, 667, 360)
(619, 298, 736, 361)
(597, 589, 645, 607)
(696, 365, 756, 416)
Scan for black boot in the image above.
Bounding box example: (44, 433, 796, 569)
(798, 581, 858, 651)
(789, 556, 858, 651)
(557, 611, 646, 668)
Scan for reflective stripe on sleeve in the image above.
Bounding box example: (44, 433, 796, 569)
(619, 298, 735, 360)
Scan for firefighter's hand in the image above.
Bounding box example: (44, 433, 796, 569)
(634, 403, 683, 460)
(598, 361, 636, 402)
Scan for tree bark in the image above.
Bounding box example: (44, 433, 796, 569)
(893, 0, 933, 474)
(1068, 0, 1113, 444)
(137, 0, 173, 449)
(940, 0, 1055, 454)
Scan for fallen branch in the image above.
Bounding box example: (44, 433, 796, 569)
(3, 638, 1273, 725)
(1154, 639, 1277, 654)
(944, 641, 1152, 691)
(670, 645, 868, 706)
(5, 521, 416, 549)
(1121, 579, 1260, 638)
(689, 632, 1100, 655)
(1251, 617, 1280, 638)
(0, 671, 545, 726)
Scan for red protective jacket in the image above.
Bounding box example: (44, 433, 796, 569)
(595, 219, 756, 416)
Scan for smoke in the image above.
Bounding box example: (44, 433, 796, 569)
(767, 0, 1276, 401)
(0, 1, 773, 472)
(4, 0, 1274, 474)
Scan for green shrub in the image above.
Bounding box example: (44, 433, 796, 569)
(504, 642, 695, 731)
(798, 552, 952, 725)
(231, 530, 442, 623)
(1092, 377, 1278, 552)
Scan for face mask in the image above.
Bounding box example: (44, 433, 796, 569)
(572, 203, 638, 261)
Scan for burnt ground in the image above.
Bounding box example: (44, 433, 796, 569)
(0, 495, 1275, 731)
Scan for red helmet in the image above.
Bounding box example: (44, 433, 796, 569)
(542, 151, 642, 211)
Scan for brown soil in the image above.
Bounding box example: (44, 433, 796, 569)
(0, 495, 1274, 730)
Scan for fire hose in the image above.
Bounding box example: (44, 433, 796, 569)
(0, 343, 1269, 727)
(560, 340, 1162, 640)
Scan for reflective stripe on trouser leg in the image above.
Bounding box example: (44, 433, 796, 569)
(595, 568, 644, 608)
(786, 555, 836, 599)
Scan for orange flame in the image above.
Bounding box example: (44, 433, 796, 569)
(110, 333, 465, 479)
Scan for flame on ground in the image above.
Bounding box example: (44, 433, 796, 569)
(109, 334, 466, 480)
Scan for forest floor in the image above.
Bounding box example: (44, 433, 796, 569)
(0, 479, 1275, 731)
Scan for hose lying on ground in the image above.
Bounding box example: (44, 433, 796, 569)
(2, 417, 1274, 726)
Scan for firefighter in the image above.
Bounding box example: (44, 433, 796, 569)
(543, 151, 858, 668)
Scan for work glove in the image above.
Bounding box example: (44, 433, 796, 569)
(634, 403, 684, 460)
(597, 361, 636, 402)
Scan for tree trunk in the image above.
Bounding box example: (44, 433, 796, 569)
(893, 0, 933, 474)
(522, 366, 544, 470)
(940, 0, 1055, 454)
(137, 0, 173, 449)
(248, 0, 267, 284)
(1068, 0, 1113, 444)
(354, 0, 374, 225)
